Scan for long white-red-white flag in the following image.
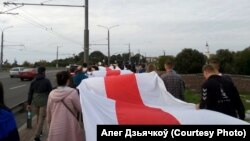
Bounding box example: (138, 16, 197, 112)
(78, 72, 249, 141)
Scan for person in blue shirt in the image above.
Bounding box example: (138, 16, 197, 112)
(0, 81, 20, 141)
(73, 66, 88, 87)
(138, 64, 146, 73)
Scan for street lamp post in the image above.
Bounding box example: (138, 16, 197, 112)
(84, 0, 89, 65)
(97, 25, 119, 66)
(0, 26, 13, 69)
(56, 46, 62, 69)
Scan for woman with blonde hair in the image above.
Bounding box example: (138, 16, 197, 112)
(146, 63, 156, 72)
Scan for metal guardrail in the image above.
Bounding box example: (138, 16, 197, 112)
(11, 100, 27, 114)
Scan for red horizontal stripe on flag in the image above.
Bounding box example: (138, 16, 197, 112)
(116, 101, 180, 125)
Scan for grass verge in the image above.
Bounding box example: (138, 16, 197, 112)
(184, 89, 250, 122)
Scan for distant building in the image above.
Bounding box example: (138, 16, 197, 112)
(204, 42, 210, 59)
(145, 57, 158, 63)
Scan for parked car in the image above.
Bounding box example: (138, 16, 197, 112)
(19, 68, 38, 81)
(9, 67, 25, 78)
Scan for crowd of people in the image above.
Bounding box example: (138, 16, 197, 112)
(0, 60, 246, 141)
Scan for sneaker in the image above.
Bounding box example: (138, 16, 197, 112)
(34, 137, 41, 141)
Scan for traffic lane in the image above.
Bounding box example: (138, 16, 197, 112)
(0, 71, 30, 88)
(0, 73, 28, 92)
(45, 70, 58, 87)
(0, 72, 10, 80)
(1, 69, 60, 89)
(1, 76, 28, 91)
(1, 70, 60, 108)
(2, 78, 30, 108)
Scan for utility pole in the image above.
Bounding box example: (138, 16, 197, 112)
(84, 0, 89, 64)
(138, 49, 141, 65)
(0, 26, 13, 69)
(123, 43, 131, 64)
(163, 50, 165, 56)
(56, 46, 60, 68)
(108, 29, 110, 65)
(0, 32, 3, 69)
(128, 43, 131, 63)
(97, 25, 119, 66)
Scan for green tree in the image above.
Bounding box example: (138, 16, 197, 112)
(234, 47, 250, 75)
(3, 59, 11, 68)
(131, 54, 140, 65)
(129, 53, 147, 65)
(12, 59, 18, 67)
(22, 61, 32, 67)
(122, 53, 130, 63)
(89, 51, 106, 65)
(34, 60, 49, 67)
(115, 54, 123, 64)
(76, 52, 84, 64)
(175, 48, 206, 74)
(215, 49, 234, 73)
(157, 55, 174, 71)
(140, 55, 147, 64)
(110, 54, 122, 64)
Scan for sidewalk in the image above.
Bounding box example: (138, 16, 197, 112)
(18, 116, 48, 141)
(18, 116, 85, 141)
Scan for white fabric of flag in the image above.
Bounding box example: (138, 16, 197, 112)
(78, 71, 249, 141)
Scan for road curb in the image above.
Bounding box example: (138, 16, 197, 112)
(18, 115, 48, 141)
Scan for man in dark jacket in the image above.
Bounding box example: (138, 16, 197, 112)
(198, 64, 245, 120)
(27, 66, 52, 141)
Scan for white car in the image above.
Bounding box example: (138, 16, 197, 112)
(9, 67, 25, 78)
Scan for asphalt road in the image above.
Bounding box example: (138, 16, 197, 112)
(0, 69, 63, 108)
(0, 69, 64, 128)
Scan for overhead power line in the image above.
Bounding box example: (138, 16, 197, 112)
(3, 4, 83, 46)
(13, 15, 49, 31)
(15, 14, 83, 46)
(3, 1, 89, 63)
(3, 2, 84, 8)
(0, 4, 21, 15)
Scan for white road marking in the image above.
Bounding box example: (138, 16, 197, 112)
(0, 76, 9, 79)
(10, 85, 26, 90)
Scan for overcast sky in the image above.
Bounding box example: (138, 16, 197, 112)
(1, 0, 250, 64)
